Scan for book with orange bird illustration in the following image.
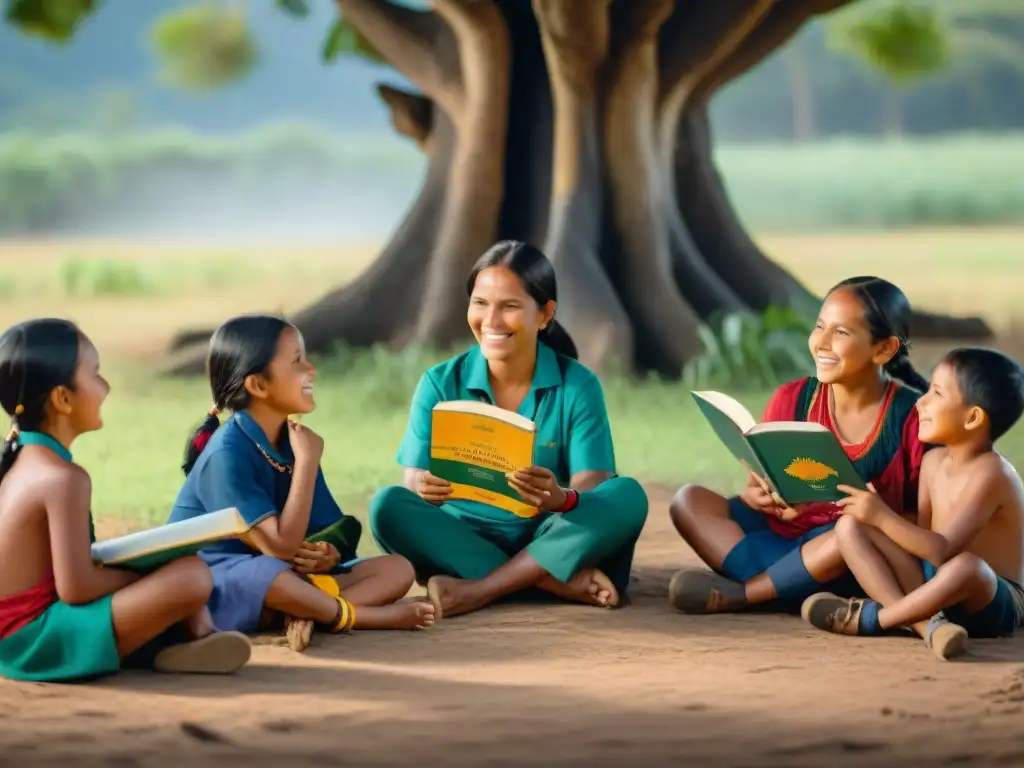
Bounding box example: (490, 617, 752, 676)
(691, 390, 868, 505)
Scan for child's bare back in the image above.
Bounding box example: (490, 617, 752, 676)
(0, 318, 252, 682)
(0, 447, 77, 599)
(922, 446, 1024, 584)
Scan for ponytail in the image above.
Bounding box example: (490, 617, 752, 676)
(540, 319, 578, 361)
(884, 346, 929, 393)
(182, 405, 222, 476)
(0, 427, 19, 489)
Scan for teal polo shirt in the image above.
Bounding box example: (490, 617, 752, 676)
(396, 341, 617, 524)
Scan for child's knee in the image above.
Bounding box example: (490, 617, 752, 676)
(943, 551, 987, 584)
(173, 555, 214, 606)
(833, 514, 866, 544)
(379, 554, 416, 591)
(669, 484, 712, 524)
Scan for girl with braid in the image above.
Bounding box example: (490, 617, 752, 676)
(0, 318, 251, 682)
(667, 277, 931, 616)
(167, 315, 433, 653)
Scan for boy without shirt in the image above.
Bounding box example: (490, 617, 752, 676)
(802, 347, 1024, 660)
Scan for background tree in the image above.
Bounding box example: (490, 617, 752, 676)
(827, 0, 1024, 135)
(4, 0, 993, 378)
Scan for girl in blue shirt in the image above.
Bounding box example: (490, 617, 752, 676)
(168, 315, 434, 652)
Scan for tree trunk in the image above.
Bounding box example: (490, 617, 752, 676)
(602, 0, 703, 376)
(163, 0, 993, 379)
(531, 0, 635, 373)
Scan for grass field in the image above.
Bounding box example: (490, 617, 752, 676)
(0, 227, 1022, 539)
(4, 129, 1024, 233)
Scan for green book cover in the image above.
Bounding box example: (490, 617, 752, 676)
(691, 390, 867, 505)
(91, 507, 249, 573)
(306, 516, 362, 563)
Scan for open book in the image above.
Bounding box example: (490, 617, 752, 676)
(430, 400, 538, 518)
(691, 390, 867, 505)
(91, 507, 249, 572)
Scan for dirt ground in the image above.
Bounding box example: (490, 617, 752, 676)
(2, 485, 1023, 767)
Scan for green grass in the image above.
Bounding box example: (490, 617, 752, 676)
(1, 126, 1024, 233)
(718, 133, 1024, 230)
(76, 352, 1024, 540)
(1, 229, 1020, 540)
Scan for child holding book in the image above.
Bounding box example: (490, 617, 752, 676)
(802, 348, 1024, 660)
(168, 314, 434, 652)
(0, 318, 251, 682)
(667, 277, 929, 615)
(368, 240, 649, 618)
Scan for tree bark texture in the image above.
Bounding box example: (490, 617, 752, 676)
(164, 0, 993, 378)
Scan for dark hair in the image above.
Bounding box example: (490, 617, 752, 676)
(182, 314, 292, 475)
(466, 240, 578, 360)
(0, 319, 81, 486)
(942, 347, 1024, 443)
(827, 276, 929, 392)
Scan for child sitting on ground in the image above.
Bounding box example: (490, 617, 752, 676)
(168, 314, 434, 652)
(0, 318, 251, 682)
(802, 347, 1024, 660)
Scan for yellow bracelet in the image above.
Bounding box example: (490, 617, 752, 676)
(332, 597, 357, 633)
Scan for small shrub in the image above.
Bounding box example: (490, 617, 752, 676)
(58, 257, 157, 297)
(682, 306, 815, 391)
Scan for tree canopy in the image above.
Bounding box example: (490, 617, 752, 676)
(8, 0, 1022, 93)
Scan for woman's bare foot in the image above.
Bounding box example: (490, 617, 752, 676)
(427, 576, 494, 618)
(285, 615, 314, 652)
(542, 568, 619, 608)
(399, 595, 434, 605)
(353, 600, 436, 630)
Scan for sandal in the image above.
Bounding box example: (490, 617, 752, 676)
(153, 631, 252, 674)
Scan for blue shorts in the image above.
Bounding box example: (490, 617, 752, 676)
(719, 497, 837, 583)
(922, 560, 1024, 638)
(201, 551, 368, 634)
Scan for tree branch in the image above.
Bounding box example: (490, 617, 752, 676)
(413, 0, 511, 344)
(335, 0, 460, 115)
(689, 0, 855, 104)
(431, 0, 509, 121)
(376, 83, 435, 153)
(657, 1, 770, 107)
(651, 1, 770, 319)
(657, 0, 771, 124)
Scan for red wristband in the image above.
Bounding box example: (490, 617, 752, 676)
(557, 488, 579, 512)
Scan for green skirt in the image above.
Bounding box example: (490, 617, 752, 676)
(0, 596, 120, 682)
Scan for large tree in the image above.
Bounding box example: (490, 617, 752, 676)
(7, 0, 992, 377)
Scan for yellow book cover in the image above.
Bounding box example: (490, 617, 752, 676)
(430, 400, 538, 517)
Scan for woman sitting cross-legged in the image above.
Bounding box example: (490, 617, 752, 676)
(369, 240, 649, 618)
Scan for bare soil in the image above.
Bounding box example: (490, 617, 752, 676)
(2, 486, 1022, 767)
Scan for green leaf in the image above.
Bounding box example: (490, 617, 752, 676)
(4, 0, 98, 43)
(827, 1, 951, 85)
(321, 16, 387, 65)
(149, 3, 258, 91)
